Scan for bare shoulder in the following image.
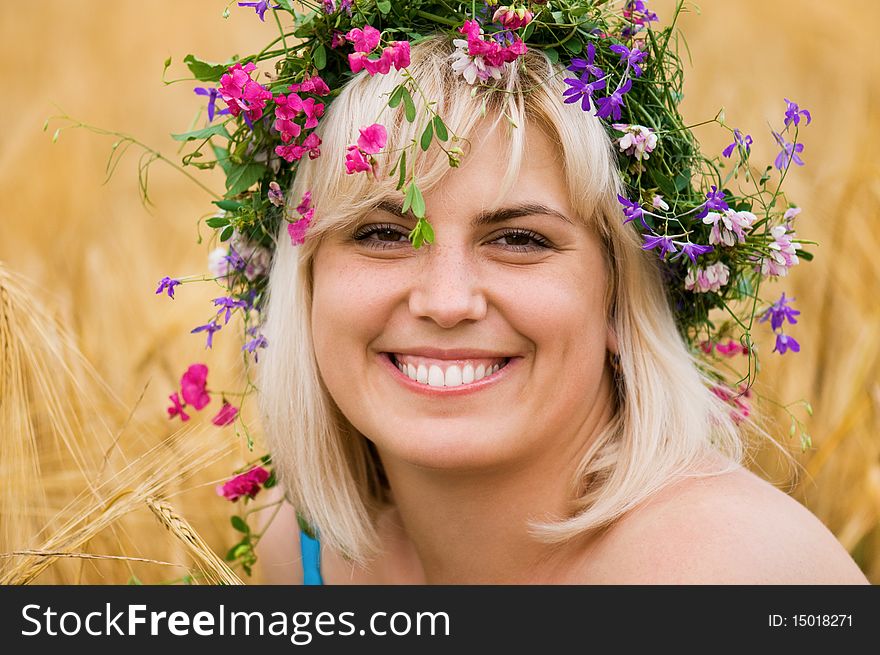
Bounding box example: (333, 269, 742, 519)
(583, 460, 869, 584)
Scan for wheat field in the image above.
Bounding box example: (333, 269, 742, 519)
(0, 1, 877, 583)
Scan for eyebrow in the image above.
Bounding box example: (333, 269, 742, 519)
(374, 199, 573, 226)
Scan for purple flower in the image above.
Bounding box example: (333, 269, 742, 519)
(226, 247, 246, 271)
(155, 276, 181, 299)
(562, 76, 606, 113)
(242, 334, 269, 362)
(213, 296, 249, 324)
(772, 131, 805, 171)
(672, 241, 714, 264)
(722, 128, 753, 158)
(617, 194, 649, 230)
(595, 79, 632, 121)
(193, 87, 230, 123)
(695, 185, 730, 219)
(759, 292, 800, 331)
(608, 44, 647, 77)
(237, 1, 281, 21)
(641, 233, 678, 259)
(191, 321, 222, 349)
(567, 43, 604, 81)
(783, 98, 811, 128)
(773, 332, 800, 355)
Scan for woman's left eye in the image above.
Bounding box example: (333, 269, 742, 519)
(352, 224, 552, 252)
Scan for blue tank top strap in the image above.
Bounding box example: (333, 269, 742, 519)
(299, 527, 324, 585)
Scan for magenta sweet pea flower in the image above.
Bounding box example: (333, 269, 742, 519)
(357, 123, 387, 154)
(288, 191, 315, 246)
(219, 62, 273, 122)
(167, 392, 190, 422)
(211, 402, 239, 427)
(289, 75, 331, 96)
(180, 364, 211, 410)
(346, 25, 381, 53)
(216, 466, 271, 502)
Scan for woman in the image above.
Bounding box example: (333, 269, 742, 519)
(255, 37, 867, 584)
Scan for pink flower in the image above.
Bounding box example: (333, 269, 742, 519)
(211, 401, 239, 426)
(330, 31, 347, 49)
(710, 384, 752, 425)
(219, 62, 273, 122)
(754, 225, 801, 277)
(288, 191, 314, 246)
(275, 132, 322, 163)
(216, 466, 270, 502)
(301, 97, 325, 129)
(492, 6, 534, 30)
(345, 25, 381, 53)
(342, 146, 367, 173)
(715, 339, 748, 357)
(450, 20, 527, 84)
(357, 123, 387, 154)
(289, 75, 331, 96)
(684, 262, 730, 293)
(180, 364, 211, 410)
(349, 42, 410, 76)
(273, 91, 304, 143)
(167, 392, 190, 422)
(389, 41, 411, 69)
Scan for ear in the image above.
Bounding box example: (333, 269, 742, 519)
(606, 325, 619, 356)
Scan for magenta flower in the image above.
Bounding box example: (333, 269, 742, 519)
(216, 466, 271, 502)
(191, 320, 222, 349)
(289, 75, 331, 96)
(155, 276, 181, 299)
(180, 364, 211, 410)
(167, 392, 190, 422)
(288, 191, 315, 246)
(357, 123, 387, 154)
(492, 6, 534, 30)
(211, 402, 239, 427)
(296, 191, 312, 215)
(219, 62, 273, 122)
(715, 340, 748, 357)
(783, 98, 811, 128)
(345, 25, 381, 54)
(276, 132, 322, 163)
(273, 91, 304, 143)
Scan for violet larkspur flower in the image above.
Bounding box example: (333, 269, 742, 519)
(773, 332, 800, 355)
(617, 194, 649, 229)
(783, 98, 811, 128)
(562, 76, 606, 113)
(155, 276, 181, 299)
(624, 0, 659, 26)
(213, 296, 248, 324)
(193, 87, 230, 123)
(595, 79, 632, 121)
(608, 44, 647, 77)
(671, 241, 714, 264)
(567, 43, 604, 81)
(641, 233, 678, 259)
(772, 130, 805, 171)
(191, 320, 222, 349)
(695, 185, 730, 219)
(722, 128, 753, 158)
(237, 1, 281, 21)
(242, 333, 268, 362)
(759, 292, 800, 331)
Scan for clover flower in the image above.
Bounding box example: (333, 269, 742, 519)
(755, 225, 800, 277)
(702, 209, 757, 247)
(684, 262, 730, 293)
(612, 123, 658, 166)
(722, 128, 753, 158)
(216, 466, 271, 502)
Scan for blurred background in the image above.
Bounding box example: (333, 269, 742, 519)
(1, 0, 877, 583)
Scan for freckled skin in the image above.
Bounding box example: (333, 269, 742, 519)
(311, 122, 616, 472)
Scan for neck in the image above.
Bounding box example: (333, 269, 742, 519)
(375, 373, 617, 584)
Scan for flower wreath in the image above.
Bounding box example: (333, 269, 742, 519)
(54, 0, 815, 577)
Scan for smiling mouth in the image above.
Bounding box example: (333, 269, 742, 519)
(385, 353, 512, 388)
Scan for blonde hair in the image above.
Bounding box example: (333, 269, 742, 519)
(259, 36, 754, 564)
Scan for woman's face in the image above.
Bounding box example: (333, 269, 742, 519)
(311, 121, 615, 470)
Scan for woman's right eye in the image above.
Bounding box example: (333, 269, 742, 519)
(352, 224, 409, 249)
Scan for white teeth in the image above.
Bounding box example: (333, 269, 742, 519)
(416, 364, 428, 383)
(444, 365, 462, 386)
(474, 364, 486, 381)
(427, 365, 445, 387)
(462, 363, 474, 384)
(393, 355, 508, 387)
(407, 362, 416, 379)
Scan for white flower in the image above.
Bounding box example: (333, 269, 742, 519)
(208, 247, 230, 280)
(702, 209, 756, 247)
(756, 225, 801, 277)
(684, 261, 730, 293)
(449, 38, 504, 85)
(652, 194, 669, 211)
(612, 124, 658, 162)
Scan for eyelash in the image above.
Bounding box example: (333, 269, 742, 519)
(352, 223, 553, 252)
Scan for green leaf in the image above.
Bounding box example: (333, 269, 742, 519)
(171, 123, 229, 142)
(795, 249, 814, 261)
(183, 54, 228, 82)
(388, 85, 404, 108)
(410, 182, 426, 218)
(231, 516, 250, 533)
(397, 151, 406, 190)
(420, 217, 435, 244)
(313, 44, 327, 70)
(275, 0, 295, 11)
(225, 162, 266, 196)
(377, 0, 392, 13)
(544, 48, 559, 64)
(420, 120, 433, 151)
(220, 225, 234, 242)
(212, 199, 241, 211)
(211, 144, 232, 175)
(521, 21, 536, 41)
(263, 469, 277, 488)
(402, 87, 416, 122)
(206, 216, 230, 228)
(432, 115, 448, 141)
(563, 38, 583, 55)
(402, 181, 414, 214)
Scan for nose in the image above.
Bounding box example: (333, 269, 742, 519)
(407, 242, 488, 328)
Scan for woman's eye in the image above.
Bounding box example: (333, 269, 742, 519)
(352, 224, 409, 248)
(352, 225, 552, 252)
(490, 229, 552, 252)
